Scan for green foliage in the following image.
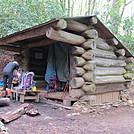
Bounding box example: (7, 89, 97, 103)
(93, 1, 134, 55)
(0, 0, 67, 37)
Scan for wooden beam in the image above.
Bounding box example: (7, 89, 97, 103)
(95, 66, 126, 76)
(94, 48, 117, 59)
(93, 83, 126, 94)
(95, 57, 127, 67)
(107, 38, 119, 45)
(89, 16, 98, 25)
(27, 39, 56, 48)
(0, 19, 67, 45)
(94, 75, 126, 85)
(46, 27, 86, 45)
(66, 20, 89, 32)
(0, 45, 21, 53)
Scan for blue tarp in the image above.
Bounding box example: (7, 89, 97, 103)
(45, 42, 69, 83)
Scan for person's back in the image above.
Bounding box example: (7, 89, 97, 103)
(2, 61, 19, 98)
(3, 62, 19, 74)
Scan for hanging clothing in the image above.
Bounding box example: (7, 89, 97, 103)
(45, 42, 69, 83)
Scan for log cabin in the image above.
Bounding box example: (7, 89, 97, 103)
(0, 15, 133, 106)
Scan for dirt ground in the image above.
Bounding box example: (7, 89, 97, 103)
(0, 100, 134, 134)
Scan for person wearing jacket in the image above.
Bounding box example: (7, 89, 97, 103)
(2, 61, 19, 98)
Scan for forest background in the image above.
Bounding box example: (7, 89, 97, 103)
(0, 0, 134, 55)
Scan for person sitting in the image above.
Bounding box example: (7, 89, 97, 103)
(2, 61, 19, 98)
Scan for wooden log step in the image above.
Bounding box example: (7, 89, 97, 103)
(44, 92, 69, 100)
(95, 66, 126, 76)
(95, 57, 127, 67)
(94, 75, 126, 85)
(46, 27, 86, 45)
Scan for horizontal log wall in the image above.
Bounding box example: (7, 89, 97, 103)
(44, 17, 133, 101)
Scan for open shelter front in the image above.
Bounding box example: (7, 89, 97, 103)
(0, 16, 133, 107)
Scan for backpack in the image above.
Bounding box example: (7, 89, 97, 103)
(14, 72, 35, 90)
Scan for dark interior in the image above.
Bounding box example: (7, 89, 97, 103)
(29, 45, 49, 80)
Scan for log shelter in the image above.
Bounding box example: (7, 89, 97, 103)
(0, 15, 133, 106)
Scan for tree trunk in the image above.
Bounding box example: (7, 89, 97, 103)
(94, 75, 126, 85)
(94, 48, 117, 59)
(71, 56, 86, 66)
(46, 27, 86, 45)
(66, 20, 89, 32)
(82, 39, 96, 49)
(0, 98, 10, 107)
(71, 46, 86, 55)
(82, 71, 96, 82)
(95, 57, 127, 67)
(0, 103, 30, 123)
(70, 77, 85, 88)
(95, 66, 126, 76)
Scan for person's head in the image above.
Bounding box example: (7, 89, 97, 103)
(13, 61, 19, 65)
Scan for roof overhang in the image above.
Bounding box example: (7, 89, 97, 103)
(0, 15, 133, 57)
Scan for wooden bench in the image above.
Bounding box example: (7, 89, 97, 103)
(11, 90, 41, 103)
